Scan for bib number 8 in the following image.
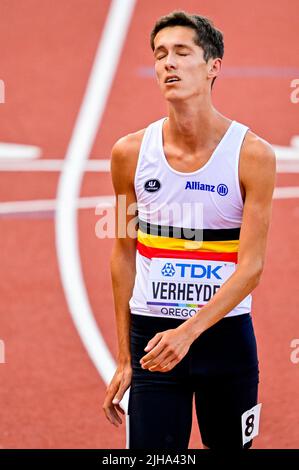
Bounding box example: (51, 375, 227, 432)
(245, 413, 255, 437)
(241, 403, 262, 445)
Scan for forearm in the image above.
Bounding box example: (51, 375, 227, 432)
(111, 244, 136, 363)
(181, 264, 262, 341)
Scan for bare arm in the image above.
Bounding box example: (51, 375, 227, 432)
(140, 133, 276, 372)
(110, 139, 138, 364)
(103, 132, 142, 426)
(182, 133, 276, 337)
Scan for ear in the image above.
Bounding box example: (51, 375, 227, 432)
(207, 58, 222, 80)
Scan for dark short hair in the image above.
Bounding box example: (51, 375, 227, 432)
(150, 11, 224, 87)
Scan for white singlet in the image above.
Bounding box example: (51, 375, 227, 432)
(129, 117, 251, 320)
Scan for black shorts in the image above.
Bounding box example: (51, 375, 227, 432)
(128, 313, 259, 450)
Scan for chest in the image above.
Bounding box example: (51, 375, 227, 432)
(163, 145, 215, 173)
(162, 144, 245, 202)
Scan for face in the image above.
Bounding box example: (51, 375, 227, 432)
(153, 26, 220, 101)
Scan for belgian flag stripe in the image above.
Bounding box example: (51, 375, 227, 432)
(138, 218, 240, 241)
(137, 242, 238, 263)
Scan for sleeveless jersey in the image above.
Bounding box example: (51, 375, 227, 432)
(129, 117, 251, 320)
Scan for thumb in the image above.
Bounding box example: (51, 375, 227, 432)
(144, 332, 162, 352)
(112, 379, 130, 405)
(112, 391, 124, 405)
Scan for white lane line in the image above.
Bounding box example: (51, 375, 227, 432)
(0, 159, 110, 172)
(1, 187, 299, 215)
(0, 196, 115, 214)
(276, 162, 299, 173)
(55, 0, 136, 410)
(1, 158, 299, 173)
(0, 143, 41, 160)
(0, 137, 297, 171)
(273, 186, 299, 199)
(1, 139, 299, 172)
(273, 136, 299, 160)
(273, 146, 299, 160)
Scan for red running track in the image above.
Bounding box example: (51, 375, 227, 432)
(0, 0, 298, 448)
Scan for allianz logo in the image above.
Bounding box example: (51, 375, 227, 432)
(185, 181, 228, 196)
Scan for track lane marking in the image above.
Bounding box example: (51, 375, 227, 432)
(0, 143, 41, 159)
(1, 187, 299, 216)
(0, 159, 110, 171)
(55, 0, 136, 413)
(1, 158, 299, 173)
(0, 196, 115, 214)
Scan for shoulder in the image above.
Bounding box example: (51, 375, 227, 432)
(111, 128, 146, 165)
(240, 130, 276, 190)
(241, 130, 276, 169)
(110, 128, 146, 192)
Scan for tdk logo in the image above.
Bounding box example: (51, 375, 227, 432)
(144, 179, 161, 192)
(185, 181, 228, 196)
(161, 262, 222, 280)
(176, 263, 222, 279)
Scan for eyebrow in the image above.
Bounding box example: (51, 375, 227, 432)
(154, 43, 193, 54)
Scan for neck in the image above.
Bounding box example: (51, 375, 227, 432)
(166, 94, 225, 152)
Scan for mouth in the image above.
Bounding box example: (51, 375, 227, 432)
(164, 76, 181, 84)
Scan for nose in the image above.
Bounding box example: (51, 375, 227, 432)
(164, 52, 177, 71)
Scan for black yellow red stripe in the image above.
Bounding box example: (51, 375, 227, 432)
(137, 242, 238, 262)
(137, 219, 240, 262)
(138, 219, 240, 241)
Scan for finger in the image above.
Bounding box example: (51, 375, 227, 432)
(105, 381, 119, 401)
(115, 404, 125, 415)
(150, 358, 179, 373)
(148, 351, 174, 371)
(157, 348, 183, 368)
(143, 332, 163, 353)
(142, 349, 173, 370)
(103, 405, 116, 426)
(112, 376, 131, 405)
(111, 407, 123, 425)
(140, 338, 165, 364)
(161, 359, 178, 372)
(106, 406, 123, 427)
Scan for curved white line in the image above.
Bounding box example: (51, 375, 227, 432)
(55, 0, 136, 411)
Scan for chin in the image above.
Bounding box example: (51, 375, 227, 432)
(164, 91, 191, 102)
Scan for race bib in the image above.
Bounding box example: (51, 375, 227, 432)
(146, 257, 235, 319)
(241, 403, 262, 446)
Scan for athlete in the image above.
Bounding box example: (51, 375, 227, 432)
(103, 11, 276, 449)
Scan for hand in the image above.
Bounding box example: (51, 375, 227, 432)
(103, 362, 132, 427)
(140, 324, 194, 373)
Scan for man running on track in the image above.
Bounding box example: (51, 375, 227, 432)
(103, 11, 276, 449)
